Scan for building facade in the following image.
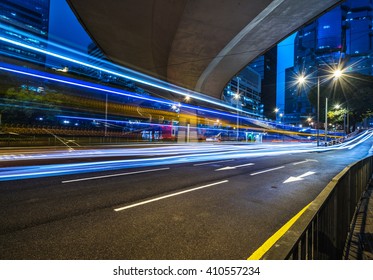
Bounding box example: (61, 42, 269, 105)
(222, 66, 263, 118)
(0, 0, 50, 65)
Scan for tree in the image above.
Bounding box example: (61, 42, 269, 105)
(308, 73, 373, 131)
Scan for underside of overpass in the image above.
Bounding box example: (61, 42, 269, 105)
(67, 0, 343, 100)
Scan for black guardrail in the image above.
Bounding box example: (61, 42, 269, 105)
(262, 155, 373, 259)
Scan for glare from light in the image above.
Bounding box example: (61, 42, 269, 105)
(333, 69, 343, 79)
(297, 75, 306, 84)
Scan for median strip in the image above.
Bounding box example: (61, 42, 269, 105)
(114, 180, 229, 212)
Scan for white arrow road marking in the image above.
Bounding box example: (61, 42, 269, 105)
(215, 163, 254, 171)
(283, 171, 316, 183)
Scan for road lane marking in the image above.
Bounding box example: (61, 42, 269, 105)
(283, 171, 316, 183)
(215, 163, 254, 171)
(247, 202, 311, 260)
(114, 180, 229, 212)
(250, 166, 285, 176)
(292, 159, 318, 165)
(61, 167, 170, 183)
(193, 159, 234, 166)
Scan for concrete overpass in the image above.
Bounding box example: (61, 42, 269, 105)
(67, 0, 343, 100)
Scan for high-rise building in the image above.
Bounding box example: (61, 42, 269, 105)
(222, 66, 263, 117)
(285, 0, 373, 125)
(261, 47, 277, 120)
(345, 0, 373, 75)
(0, 0, 50, 65)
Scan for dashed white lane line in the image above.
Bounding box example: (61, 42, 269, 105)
(193, 159, 234, 166)
(250, 166, 285, 176)
(62, 167, 170, 184)
(114, 180, 229, 212)
(292, 159, 318, 165)
(215, 163, 255, 171)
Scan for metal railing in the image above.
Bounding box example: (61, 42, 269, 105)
(262, 155, 373, 259)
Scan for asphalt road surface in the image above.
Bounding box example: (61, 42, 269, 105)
(0, 133, 372, 259)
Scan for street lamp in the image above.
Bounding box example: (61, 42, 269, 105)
(325, 69, 344, 144)
(279, 113, 283, 123)
(297, 68, 344, 146)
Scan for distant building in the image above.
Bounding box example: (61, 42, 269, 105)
(0, 0, 50, 65)
(222, 66, 263, 117)
(249, 47, 278, 120)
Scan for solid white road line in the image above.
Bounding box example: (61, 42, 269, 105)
(250, 166, 285, 176)
(114, 180, 229, 212)
(61, 167, 170, 183)
(193, 159, 234, 166)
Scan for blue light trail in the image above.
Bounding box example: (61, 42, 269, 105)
(0, 33, 246, 112)
(0, 61, 269, 128)
(0, 130, 371, 182)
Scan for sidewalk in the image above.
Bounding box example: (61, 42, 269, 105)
(345, 180, 373, 260)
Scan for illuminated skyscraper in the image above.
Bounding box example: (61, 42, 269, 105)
(284, 0, 373, 125)
(0, 0, 50, 65)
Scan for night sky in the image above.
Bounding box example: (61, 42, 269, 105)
(47, 0, 92, 55)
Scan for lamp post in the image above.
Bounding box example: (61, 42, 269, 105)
(235, 77, 241, 142)
(316, 76, 320, 146)
(105, 93, 108, 137)
(325, 97, 328, 144)
(297, 69, 344, 147)
(274, 107, 279, 122)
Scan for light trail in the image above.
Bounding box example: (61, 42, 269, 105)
(0, 133, 370, 182)
(0, 62, 266, 130)
(0, 35, 246, 113)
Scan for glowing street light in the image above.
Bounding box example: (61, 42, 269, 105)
(325, 69, 345, 144)
(333, 69, 343, 79)
(297, 68, 345, 146)
(297, 75, 306, 84)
